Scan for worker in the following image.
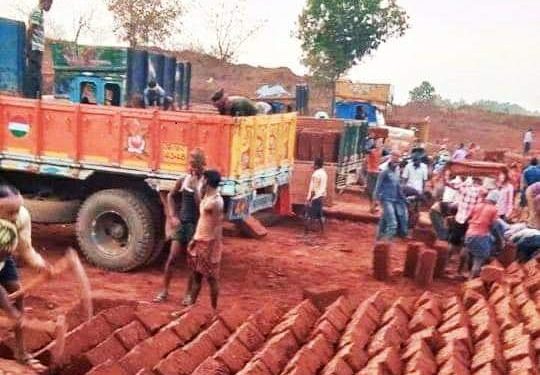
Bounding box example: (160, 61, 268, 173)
(211, 89, 258, 116)
(461, 190, 500, 279)
(452, 143, 468, 161)
(143, 80, 166, 108)
(183, 170, 224, 310)
(374, 151, 408, 240)
(523, 128, 534, 156)
(0, 185, 53, 371)
(25, 0, 53, 99)
(154, 149, 205, 303)
(402, 156, 429, 195)
(255, 101, 272, 114)
(365, 137, 384, 213)
(305, 157, 328, 234)
(522, 158, 540, 227)
(448, 177, 483, 265)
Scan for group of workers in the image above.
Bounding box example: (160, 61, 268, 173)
(361, 127, 540, 279)
(429, 154, 540, 279)
(153, 150, 225, 312)
(0, 156, 227, 371)
(363, 133, 430, 239)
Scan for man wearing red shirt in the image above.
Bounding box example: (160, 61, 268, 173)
(365, 137, 383, 213)
(460, 190, 500, 279)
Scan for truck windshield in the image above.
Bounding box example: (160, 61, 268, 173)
(80, 82, 97, 105)
(105, 83, 121, 106)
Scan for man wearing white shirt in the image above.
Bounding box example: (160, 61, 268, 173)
(524, 129, 533, 156)
(305, 157, 328, 234)
(402, 157, 428, 194)
(452, 143, 468, 161)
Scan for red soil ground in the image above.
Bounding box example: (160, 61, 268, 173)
(8, 213, 462, 331)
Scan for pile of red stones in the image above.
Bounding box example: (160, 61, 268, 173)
(0, 258, 538, 374)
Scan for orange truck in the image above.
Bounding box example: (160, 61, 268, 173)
(0, 95, 296, 271)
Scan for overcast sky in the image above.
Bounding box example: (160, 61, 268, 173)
(2, 0, 540, 110)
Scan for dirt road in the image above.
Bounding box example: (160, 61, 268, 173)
(13, 216, 461, 326)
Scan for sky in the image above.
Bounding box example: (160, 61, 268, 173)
(1, 0, 540, 110)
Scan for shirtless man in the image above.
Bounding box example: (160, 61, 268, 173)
(154, 149, 206, 303)
(0, 186, 53, 371)
(183, 170, 224, 310)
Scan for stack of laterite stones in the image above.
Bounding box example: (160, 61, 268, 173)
(405, 240, 448, 288)
(1, 258, 538, 374)
(372, 228, 450, 287)
(371, 225, 518, 288)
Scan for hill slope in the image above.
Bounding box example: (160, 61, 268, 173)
(43, 48, 539, 151)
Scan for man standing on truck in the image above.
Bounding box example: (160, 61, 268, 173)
(143, 80, 166, 108)
(211, 89, 258, 116)
(25, 0, 53, 99)
(154, 149, 206, 303)
(183, 170, 224, 310)
(305, 157, 328, 234)
(0, 185, 53, 371)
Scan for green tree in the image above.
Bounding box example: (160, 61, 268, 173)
(409, 81, 436, 103)
(297, 0, 409, 109)
(107, 0, 183, 48)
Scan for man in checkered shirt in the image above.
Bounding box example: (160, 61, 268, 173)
(455, 178, 483, 225)
(446, 177, 484, 261)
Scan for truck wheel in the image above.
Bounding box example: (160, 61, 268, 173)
(25, 198, 81, 224)
(131, 190, 166, 267)
(76, 189, 156, 272)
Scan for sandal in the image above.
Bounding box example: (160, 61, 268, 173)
(17, 354, 47, 372)
(153, 291, 169, 303)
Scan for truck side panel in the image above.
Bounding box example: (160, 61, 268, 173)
(41, 101, 78, 161)
(229, 114, 296, 179)
(1, 97, 38, 156)
(157, 112, 233, 177)
(0, 96, 295, 199)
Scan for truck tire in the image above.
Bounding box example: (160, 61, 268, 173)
(131, 190, 166, 267)
(76, 189, 156, 272)
(25, 198, 81, 224)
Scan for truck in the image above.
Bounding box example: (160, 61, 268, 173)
(294, 117, 369, 189)
(0, 96, 296, 271)
(50, 42, 192, 109)
(334, 80, 393, 126)
(0, 17, 192, 108)
(0, 17, 297, 272)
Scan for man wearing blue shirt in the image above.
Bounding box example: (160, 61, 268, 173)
(374, 151, 408, 240)
(143, 80, 166, 108)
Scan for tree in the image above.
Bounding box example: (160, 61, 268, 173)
(409, 81, 436, 103)
(107, 0, 183, 48)
(297, 0, 408, 109)
(72, 9, 95, 46)
(203, 0, 266, 63)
